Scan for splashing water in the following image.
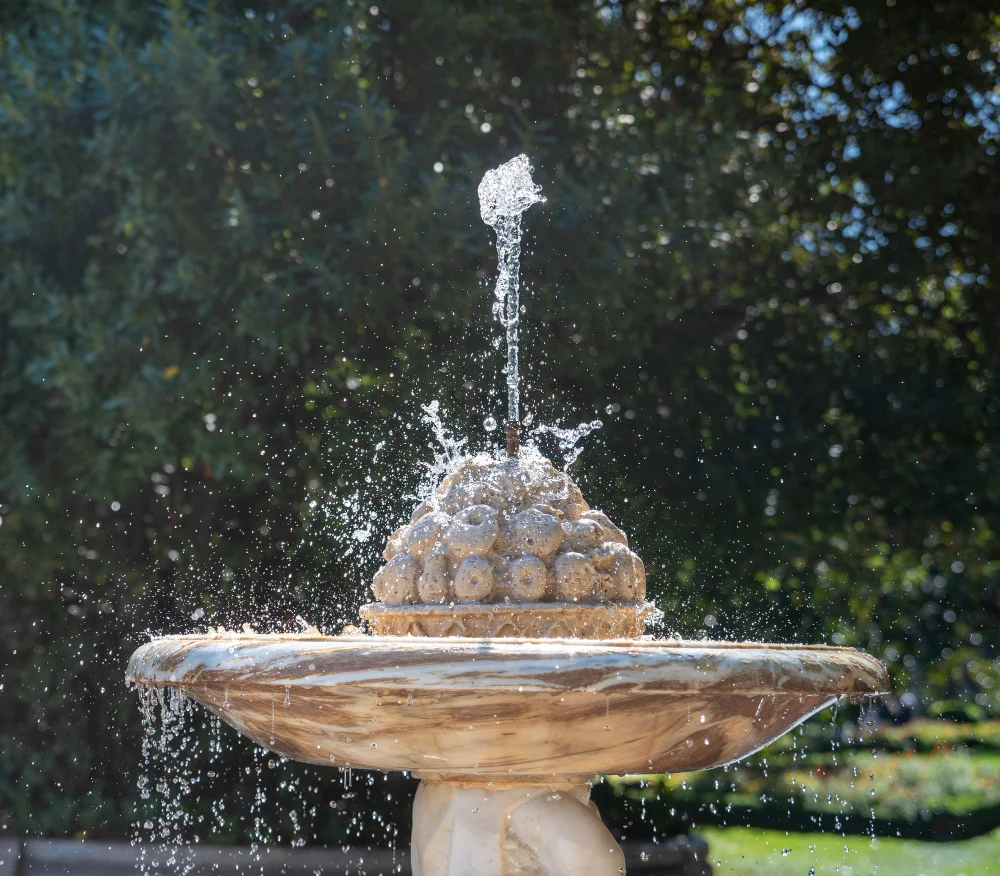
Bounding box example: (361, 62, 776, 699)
(532, 418, 604, 469)
(478, 155, 544, 425)
(419, 400, 471, 495)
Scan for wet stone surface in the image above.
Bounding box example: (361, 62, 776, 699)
(370, 454, 646, 608)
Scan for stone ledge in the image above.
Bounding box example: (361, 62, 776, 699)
(0, 835, 712, 875)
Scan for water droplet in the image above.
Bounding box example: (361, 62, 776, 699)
(483, 416, 497, 432)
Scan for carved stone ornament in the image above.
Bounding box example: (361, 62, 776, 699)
(361, 601, 657, 640)
(411, 780, 624, 876)
(365, 453, 652, 643)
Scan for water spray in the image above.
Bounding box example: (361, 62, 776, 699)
(478, 154, 545, 456)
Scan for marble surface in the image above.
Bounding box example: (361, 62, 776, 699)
(127, 633, 888, 778)
(411, 781, 624, 876)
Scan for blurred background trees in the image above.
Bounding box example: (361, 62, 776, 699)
(1, 0, 998, 840)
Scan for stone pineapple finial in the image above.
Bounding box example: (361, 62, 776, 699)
(362, 453, 651, 639)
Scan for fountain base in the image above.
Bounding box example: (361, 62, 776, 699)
(412, 778, 624, 876)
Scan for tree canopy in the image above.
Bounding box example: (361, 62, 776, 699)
(1, 0, 998, 840)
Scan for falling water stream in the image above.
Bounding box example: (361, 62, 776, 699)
(477, 154, 545, 425)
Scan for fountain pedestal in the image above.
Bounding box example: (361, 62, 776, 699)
(412, 779, 623, 876)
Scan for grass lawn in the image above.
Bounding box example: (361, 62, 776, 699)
(696, 826, 1000, 876)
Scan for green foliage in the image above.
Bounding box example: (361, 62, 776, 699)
(930, 698, 989, 723)
(698, 826, 1000, 876)
(780, 715, 1000, 753)
(679, 749, 1000, 823)
(878, 717, 1000, 751)
(1, 0, 999, 841)
(795, 751, 1000, 822)
(600, 716, 1000, 838)
(604, 745, 1000, 838)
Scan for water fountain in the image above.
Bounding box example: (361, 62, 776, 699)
(127, 156, 889, 876)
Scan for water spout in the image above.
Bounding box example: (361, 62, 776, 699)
(478, 155, 544, 453)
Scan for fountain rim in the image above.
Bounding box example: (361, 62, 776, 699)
(126, 632, 890, 697)
(128, 630, 883, 652)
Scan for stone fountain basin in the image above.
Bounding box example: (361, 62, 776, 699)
(127, 634, 888, 779)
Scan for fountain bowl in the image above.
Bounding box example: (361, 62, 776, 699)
(127, 633, 888, 780)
